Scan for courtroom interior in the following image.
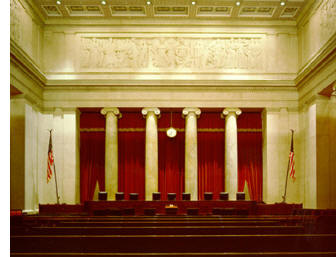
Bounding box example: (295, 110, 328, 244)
(10, 0, 336, 256)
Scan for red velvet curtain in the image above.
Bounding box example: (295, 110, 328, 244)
(118, 112, 146, 200)
(80, 111, 106, 203)
(198, 112, 224, 200)
(158, 112, 185, 200)
(237, 112, 263, 201)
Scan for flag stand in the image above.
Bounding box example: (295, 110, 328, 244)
(49, 130, 60, 205)
(282, 129, 294, 203)
(53, 160, 60, 205)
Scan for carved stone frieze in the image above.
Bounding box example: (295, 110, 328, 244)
(79, 36, 264, 71)
(10, 0, 23, 44)
(320, 0, 336, 40)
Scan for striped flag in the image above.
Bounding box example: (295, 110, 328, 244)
(289, 131, 295, 182)
(47, 131, 54, 183)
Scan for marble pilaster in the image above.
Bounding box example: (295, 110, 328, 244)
(183, 107, 201, 200)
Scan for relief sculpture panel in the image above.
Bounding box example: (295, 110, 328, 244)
(10, 0, 23, 44)
(320, 0, 336, 40)
(79, 36, 264, 72)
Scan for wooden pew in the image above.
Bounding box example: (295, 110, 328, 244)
(12, 225, 305, 235)
(11, 234, 336, 253)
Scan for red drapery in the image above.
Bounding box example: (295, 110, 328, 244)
(237, 112, 263, 202)
(118, 112, 146, 200)
(198, 112, 224, 200)
(80, 112, 106, 203)
(158, 112, 185, 200)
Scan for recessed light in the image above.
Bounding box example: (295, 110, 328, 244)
(101, 0, 106, 5)
(191, 1, 196, 5)
(236, 1, 241, 6)
(280, 1, 286, 6)
(146, 1, 151, 5)
(56, 0, 61, 4)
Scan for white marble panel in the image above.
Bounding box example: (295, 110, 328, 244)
(304, 104, 317, 208)
(24, 103, 39, 213)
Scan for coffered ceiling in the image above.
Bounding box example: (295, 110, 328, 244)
(31, 0, 309, 22)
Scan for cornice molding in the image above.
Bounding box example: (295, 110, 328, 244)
(296, 0, 319, 28)
(44, 77, 296, 87)
(10, 40, 46, 88)
(296, 33, 336, 90)
(17, 0, 45, 26)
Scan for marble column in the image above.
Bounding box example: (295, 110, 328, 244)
(183, 108, 201, 200)
(101, 108, 121, 200)
(142, 107, 160, 200)
(222, 108, 241, 200)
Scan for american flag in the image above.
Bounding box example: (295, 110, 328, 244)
(289, 131, 295, 181)
(47, 131, 54, 183)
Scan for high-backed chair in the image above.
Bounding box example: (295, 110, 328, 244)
(152, 192, 161, 201)
(219, 192, 229, 201)
(204, 192, 213, 200)
(182, 193, 191, 200)
(115, 192, 125, 201)
(236, 192, 245, 200)
(98, 191, 107, 201)
(167, 193, 176, 201)
(129, 193, 139, 200)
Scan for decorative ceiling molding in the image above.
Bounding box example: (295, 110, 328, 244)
(32, 0, 309, 22)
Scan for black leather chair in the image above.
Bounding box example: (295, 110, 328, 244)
(98, 191, 107, 201)
(182, 193, 191, 200)
(152, 192, 161, 201)
(129, 193, 139, 200)
(115, 192, 125, 201)
(204, 192, 213, 200)
(236, 192, 245, 200)
(167, 193, 176, 201)
(219, 192, 229, 201)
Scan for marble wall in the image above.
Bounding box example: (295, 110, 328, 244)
(262, 108, 301, 204)
(298, 0, 336, 69)
(37, 109, 80, 205)
(10, 98, 26, 210)
(11, 99, 80, 209)
(10, 0, 43, 67)
(299, 95, 336, 209)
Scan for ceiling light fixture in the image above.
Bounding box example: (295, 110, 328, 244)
(236, 1, 241, 6)
(56, 0, 61, 4)
(280, 1, 286, 6)
(191, 1, 196, 5)
(146, 1, 151, 5)
(101, 0, 106, 5)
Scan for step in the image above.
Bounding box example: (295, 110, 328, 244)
(10, 252, 336, 257)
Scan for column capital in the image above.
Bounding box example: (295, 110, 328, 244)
(141, 107, 160, 117)
(222, 108, 242, 118)
(101, 108, 121, 118)
(182, 107, 201, 118)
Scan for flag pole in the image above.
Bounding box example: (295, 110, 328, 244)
(49, 130, 60, 204)
(282, 129, 294, 203)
